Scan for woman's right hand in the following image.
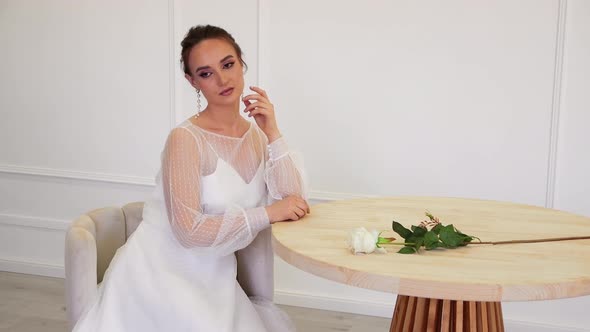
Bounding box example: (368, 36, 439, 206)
(266, 196, 310, 224)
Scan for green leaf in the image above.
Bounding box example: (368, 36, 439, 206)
(458, 236, 474, 246)
(391, 212, 480, 254)
(392, 221, 413, 240)
(406, 235, 423, 249)
(455, 229, 476, 246)
(406, 236, 424, 250)
(431, 224, 443, 235)
(411, 225, 427, 237)
(423, 231, 439, 247)
(439, 224, 463, 248)
(456, 229, 468, 238)
(425, 242, 443, 250)
(414, 238, 424, 251)
(398, 246, 417, 254)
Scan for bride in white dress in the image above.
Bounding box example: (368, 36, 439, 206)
(72, 25, 309, 332)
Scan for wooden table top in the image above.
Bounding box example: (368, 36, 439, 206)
(271, 197, 590, 302)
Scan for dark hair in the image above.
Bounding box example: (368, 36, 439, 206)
(180, 25, 247, 76)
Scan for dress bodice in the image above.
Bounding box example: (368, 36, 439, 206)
(201, 158, 267, 215)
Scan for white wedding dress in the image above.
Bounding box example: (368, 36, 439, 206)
(73, 118, 304, 332)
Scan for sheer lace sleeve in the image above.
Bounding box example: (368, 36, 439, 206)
(263, 134, 307, 201)
(161, 127, 270, 255)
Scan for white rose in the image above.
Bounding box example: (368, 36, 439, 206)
(346, 227, 387, 254)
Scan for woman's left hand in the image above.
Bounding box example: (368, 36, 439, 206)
(242, 86, 281, 142)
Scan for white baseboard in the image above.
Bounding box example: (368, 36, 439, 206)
(0, 258, 64, 278)
(275, 289, 394, 318)
(503, 320, 587, 332)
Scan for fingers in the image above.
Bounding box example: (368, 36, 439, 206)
(249, 86, 269, 99)
(244, 104, 273, 118)
(290, 198, 309, 221)
(244, 102, 271, 114)
(295, 199, 309, 214)
(303, 199, 310, 213)
(245, 108, 267, 118)
(276, 196, 311, 222)
(243, 95, 272, 110)
(294, 206, 306, 219)
(242, 88, 273, 116)
(242, 88, 270, 110)
(242, 94, 270, 104)
(289, 206, 307, 221)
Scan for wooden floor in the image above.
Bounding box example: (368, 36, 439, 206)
(0, 271, 390, 332)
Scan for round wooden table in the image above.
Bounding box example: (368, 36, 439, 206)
(271, 197, 590, 332)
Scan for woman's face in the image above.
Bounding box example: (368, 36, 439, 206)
(185, 38, 244, 108)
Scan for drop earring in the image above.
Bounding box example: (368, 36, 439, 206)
(194, 88, 201, 117)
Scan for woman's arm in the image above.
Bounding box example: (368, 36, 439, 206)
(264, 136, 306, 200)
(161, 127, 270, 255)
(242, 86, 307, 200)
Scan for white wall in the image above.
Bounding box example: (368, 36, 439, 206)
(0, 0, 169, 273)
(1, 1, 589, 331)
(265, 0, 563, 206)
(554, 1, 590, 217)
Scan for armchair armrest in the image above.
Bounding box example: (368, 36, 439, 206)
(65, 215, 98, 330)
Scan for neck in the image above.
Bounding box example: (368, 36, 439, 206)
(201, 101, 244, 131)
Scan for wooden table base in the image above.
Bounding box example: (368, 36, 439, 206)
(390, 295, 504, 332)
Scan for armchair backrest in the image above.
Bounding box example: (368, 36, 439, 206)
(65, 201, 144, 329)
(86, 207, 126, 283)
(122, 202, 144, 241)
(71, 202, 144, 283)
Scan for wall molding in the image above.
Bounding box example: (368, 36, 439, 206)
(307, 190, 376, 201)
(0, 163, 370, 201)
(0, 164, 154, 186)
(0, 213, 69, 231)
(0, 258, 64, 278)
(545, 0, 568, 208)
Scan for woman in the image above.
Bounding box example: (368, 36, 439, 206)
(73, 25, 308, 332)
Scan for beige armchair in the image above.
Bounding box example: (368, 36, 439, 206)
(65, 201, 274, 331)
(64, 202, 144, 330)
